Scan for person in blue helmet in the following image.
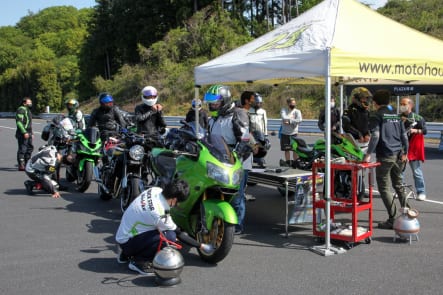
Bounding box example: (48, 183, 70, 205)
(87, 92, 127, 141)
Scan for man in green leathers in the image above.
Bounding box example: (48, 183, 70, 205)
(16, 97, 34, 171)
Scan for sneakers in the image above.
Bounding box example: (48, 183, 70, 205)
(24, 181, 34, 195)
(245, 193, 256, 201)
(117, 251, 129, 264)
(378, 220, 394, 230)
(128, 259, 153, 275)
(234, 226, 244, 235)
(417, 193, 426, 201)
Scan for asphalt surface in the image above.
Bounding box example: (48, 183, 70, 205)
(0, 118, 442, 295)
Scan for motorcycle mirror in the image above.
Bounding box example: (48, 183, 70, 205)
(179, 119, 191, 127)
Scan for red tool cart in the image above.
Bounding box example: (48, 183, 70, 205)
(312, 161, 380, 248)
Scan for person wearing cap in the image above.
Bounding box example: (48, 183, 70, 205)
(88, 92, 127, 140)
(280, 97, 302, 168)
(343, 87, 372, 144)
(134, 86, 167, 137)
(363, 89, 409, 229)
(185, 98, 209, 130)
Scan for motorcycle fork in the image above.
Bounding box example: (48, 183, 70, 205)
(93, 164, 110, 195)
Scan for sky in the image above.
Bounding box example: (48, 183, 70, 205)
(0, 0, 389, 27)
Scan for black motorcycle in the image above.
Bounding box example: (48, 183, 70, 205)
(94, 128, 160, 211)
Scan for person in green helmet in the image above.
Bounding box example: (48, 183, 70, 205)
(204, 85, 256, 235)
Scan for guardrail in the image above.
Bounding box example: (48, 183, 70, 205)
(1, 112, 442, 139)
(164, 116, 443, 140)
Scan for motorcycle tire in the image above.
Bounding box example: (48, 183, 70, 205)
(197, 218, 235, 264)
(76, 161, 93, 192)
(65, 166, 76, 182)
(121, 177, 142, 212)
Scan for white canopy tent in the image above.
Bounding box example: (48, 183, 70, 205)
(194, 0, 443, 255)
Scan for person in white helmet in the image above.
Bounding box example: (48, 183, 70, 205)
(134, 86, 167, 137)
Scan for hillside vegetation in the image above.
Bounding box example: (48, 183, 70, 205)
(0, 0, 442, 120)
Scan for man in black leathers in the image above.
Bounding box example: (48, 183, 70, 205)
(87, 93, 127, 141)
(342, 87, 372, 143)
(134, 86, 166, 137)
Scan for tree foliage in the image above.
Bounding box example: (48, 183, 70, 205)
(0, 6, 91, 113)
(0, 0, 442, 121)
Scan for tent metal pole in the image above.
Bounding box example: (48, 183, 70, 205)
(416, 93, 420, 115)
(339, 83, 344, 134)
(195, 86, 200, 135)
(311, 47, 346, 256)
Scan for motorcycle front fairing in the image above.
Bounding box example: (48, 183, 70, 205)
(169, 133, 242, 233)
(75, 128, 102, 171)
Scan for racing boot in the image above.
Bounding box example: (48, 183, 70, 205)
(24, 180, 37, 195)
(18, 159, 26, 171)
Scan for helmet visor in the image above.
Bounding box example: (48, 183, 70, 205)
(204, 93, 222, 103)
(100, 95, 113, 104)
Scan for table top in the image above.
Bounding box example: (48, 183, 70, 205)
(249, 166, 318, 182)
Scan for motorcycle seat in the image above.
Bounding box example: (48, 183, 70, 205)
(293, 137, 313, 154)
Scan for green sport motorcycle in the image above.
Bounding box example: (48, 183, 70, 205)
(65, 127, 102, 192)
(289, 132, 364, 170)
(150, 121, 243, 264)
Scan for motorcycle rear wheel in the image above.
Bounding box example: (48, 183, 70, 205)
(121, 177, 142, 212)
(197, 218, 235, 264)
(76, 161, 93, 192)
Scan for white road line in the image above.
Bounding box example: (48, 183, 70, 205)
(423, 199, 443, 205)
(0, 125, 41, 134)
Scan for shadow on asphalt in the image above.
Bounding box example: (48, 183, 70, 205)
(424, 146, 442, 160)
(0, 166, 20, 172)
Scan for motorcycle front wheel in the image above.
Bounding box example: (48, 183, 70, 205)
(76, 161, 93, 192)
(120, 177, 142, 212)
(197, 218, 235, 264)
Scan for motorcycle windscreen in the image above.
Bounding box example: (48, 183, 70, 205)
(203, 134, 236, 165)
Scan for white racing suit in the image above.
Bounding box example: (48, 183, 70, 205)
(25, 145, 60, 194)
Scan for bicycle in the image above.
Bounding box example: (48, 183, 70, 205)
(393, 183, 417, 200)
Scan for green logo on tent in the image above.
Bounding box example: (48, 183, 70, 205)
(251, 26, 308, 54)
